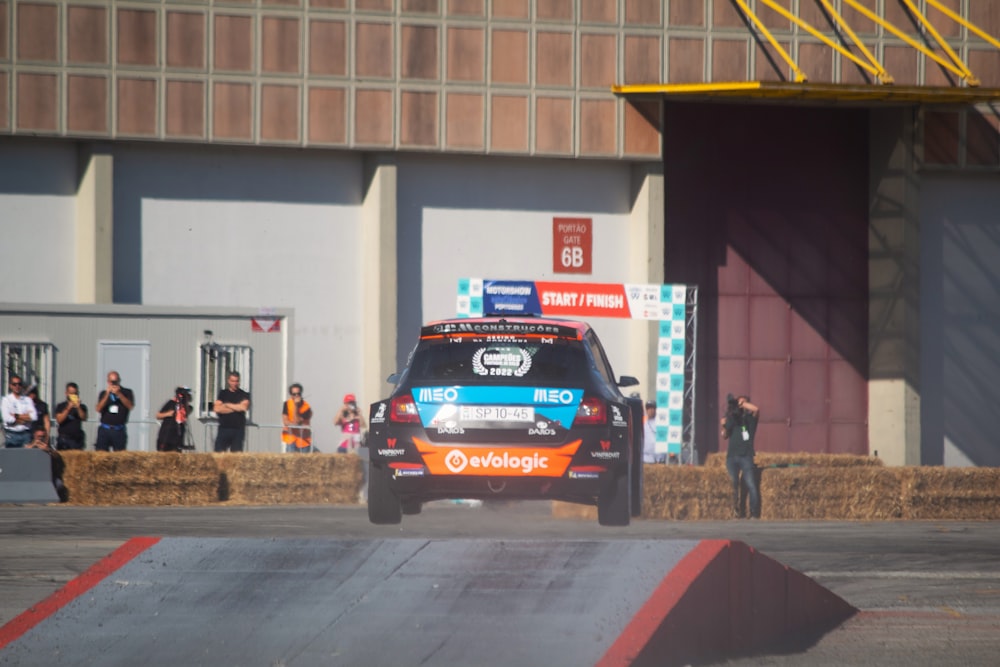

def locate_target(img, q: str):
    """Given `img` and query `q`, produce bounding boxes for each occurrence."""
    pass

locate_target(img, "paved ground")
[1,502,999,665]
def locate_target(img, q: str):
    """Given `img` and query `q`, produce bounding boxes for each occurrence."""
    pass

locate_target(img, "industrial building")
[1,1,998,464]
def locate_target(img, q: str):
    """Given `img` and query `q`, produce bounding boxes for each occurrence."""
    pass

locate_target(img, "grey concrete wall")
[921,175,1000,467]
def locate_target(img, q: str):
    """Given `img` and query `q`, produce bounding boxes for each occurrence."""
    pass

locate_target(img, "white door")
[97,342,152,452]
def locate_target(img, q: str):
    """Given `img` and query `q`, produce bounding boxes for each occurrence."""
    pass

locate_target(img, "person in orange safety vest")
[282,383,313,453]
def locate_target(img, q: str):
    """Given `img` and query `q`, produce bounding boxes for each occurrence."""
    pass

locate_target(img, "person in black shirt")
[27,385,51,436]
[214,371,250,452]
[54,382,89,450]
[95,371,135,452]
[721,393,761,519]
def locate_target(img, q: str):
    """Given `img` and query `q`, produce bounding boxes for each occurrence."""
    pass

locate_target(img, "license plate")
[460,405,535,423]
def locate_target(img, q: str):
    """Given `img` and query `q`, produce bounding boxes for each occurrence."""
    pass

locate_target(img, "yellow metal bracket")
[840,0,976,85]
[899,0,978,86]
[731,0,808,82]
[815,0,893,84]
[759,0,893,83]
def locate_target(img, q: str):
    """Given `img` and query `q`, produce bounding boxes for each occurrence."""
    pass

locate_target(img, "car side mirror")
[386,372,400,384]
[618,375,639,388]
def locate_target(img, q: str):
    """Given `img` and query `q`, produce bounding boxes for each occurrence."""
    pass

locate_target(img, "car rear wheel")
[597,471,631,527]
[367,460,402,525]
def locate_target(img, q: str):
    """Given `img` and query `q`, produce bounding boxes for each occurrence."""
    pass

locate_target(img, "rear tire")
[367,460,402,525]
[598,471,631,527]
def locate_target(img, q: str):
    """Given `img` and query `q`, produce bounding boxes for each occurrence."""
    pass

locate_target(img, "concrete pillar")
[361,154,398,409]
[627,163,665,396]
[75,145,113,304]
[868,109,922,466]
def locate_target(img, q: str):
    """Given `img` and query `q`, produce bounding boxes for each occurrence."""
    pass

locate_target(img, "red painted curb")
[595,539,731,667]
[0,536,161,650]
[594,539,857,667]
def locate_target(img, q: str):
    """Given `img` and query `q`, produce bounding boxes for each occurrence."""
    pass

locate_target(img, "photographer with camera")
[720,393,761,519]
[334,393,366,454]
[156,387,192,452]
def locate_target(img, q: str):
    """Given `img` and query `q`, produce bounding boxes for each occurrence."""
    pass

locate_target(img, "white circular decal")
[445,449,469,473]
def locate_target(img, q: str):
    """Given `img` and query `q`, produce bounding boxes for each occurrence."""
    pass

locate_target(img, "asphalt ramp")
[0,537,855,667]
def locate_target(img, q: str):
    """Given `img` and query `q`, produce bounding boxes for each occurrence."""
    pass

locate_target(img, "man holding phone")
[55,382,89,450]
[95,371,135,451]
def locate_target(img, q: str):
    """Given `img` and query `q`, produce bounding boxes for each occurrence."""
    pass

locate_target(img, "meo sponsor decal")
[412,438,582,477]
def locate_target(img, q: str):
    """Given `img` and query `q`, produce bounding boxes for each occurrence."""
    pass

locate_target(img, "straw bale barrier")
[24,452,1000,519]
[60,451,219,506]
[703,452,884,469]
[555,455,1000,521]
[901,467,1000,520]
[213,453,363,505]
[55,451,363,506]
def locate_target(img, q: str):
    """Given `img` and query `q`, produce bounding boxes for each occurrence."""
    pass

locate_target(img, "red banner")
[534,281,631,318]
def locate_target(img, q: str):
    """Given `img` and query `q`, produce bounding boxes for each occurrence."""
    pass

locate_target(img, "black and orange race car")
[366,316,644,526]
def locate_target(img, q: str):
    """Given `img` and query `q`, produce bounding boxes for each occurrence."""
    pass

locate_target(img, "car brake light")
[391,395,421,423]
[575,397,606,425]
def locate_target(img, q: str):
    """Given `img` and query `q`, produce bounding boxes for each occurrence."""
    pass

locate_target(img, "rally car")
[366,316,644,526]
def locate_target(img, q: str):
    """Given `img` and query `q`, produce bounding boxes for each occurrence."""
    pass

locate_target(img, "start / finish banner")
[457,278,687,457]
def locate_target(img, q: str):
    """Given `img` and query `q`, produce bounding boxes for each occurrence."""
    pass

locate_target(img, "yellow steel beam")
[925,0,1000,52]
[840,0,973,84]
[816,0,893,84]
[731,0,808,82]
[610,81,1000,106]
[758,0,890,83]
[899,0,978,86]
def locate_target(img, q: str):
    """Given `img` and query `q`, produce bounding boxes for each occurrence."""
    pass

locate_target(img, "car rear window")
[407,338,590,385]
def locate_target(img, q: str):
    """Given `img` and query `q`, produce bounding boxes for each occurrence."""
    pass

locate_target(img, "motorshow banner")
[457,278,687,457]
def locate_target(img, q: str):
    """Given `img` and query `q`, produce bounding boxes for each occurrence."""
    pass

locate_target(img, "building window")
[1,342,56,408]
[198,341,253,420]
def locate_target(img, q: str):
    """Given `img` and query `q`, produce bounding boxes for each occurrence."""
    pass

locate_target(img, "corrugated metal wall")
[0,306,289,453]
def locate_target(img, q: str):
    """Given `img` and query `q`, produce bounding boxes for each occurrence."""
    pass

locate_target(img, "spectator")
[214,371,250,452]
[2,375,37,448]
[54,382,89,451]
[156,387,191,452]
[335,393,366,454]
[27,427,68,502]
[721,393,761,519]
[26,385,51,436]
[281,383,313,453]
[643,399,657,464]
[95,371,135,452]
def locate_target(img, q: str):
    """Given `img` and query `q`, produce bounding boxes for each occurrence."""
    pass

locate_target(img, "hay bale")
[901,467,1000,520]
[644,465,732,520]
[214,453,363,504]
[761,466,904,520]
[62,451,219,506]
[552,465,733,521]
[704,452,883,469]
